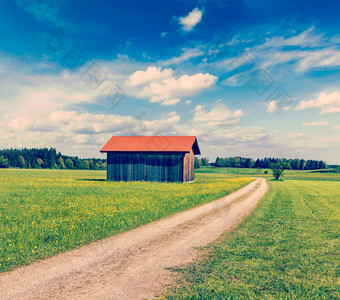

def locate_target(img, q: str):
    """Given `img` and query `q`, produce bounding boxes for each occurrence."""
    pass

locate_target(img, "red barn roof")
[100,136,200,155]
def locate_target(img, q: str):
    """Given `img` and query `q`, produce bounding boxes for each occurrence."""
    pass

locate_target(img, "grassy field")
[164,178,340,299]
[196,166,340,181]
[0,169,253,272]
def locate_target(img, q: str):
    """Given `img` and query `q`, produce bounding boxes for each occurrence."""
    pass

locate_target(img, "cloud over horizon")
[296,91,340,114]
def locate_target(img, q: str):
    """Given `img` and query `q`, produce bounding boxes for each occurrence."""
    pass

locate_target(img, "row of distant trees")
[0,148,328,171]
[0,148,106,170]
[214,156,326,170]
[194,157,210,168]
[194,156,327,170]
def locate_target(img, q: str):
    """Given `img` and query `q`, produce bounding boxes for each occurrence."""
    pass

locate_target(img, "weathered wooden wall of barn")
[189,148,195,181]
[107,152,185,182]
[183,149,195,182]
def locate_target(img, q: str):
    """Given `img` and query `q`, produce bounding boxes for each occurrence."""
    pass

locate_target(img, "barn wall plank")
[189,149,195,181]
[107,152,186,182]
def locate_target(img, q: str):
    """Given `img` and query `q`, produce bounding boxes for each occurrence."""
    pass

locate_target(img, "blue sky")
[0,0,340,163]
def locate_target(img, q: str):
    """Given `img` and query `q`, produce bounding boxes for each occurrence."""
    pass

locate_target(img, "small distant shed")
[100,136,200,182]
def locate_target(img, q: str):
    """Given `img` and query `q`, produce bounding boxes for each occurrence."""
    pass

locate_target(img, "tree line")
[0,148,106,170]
[0,148,328,171]
[215,156,326,170]
[194,157,209,169]
[194,156,327,170]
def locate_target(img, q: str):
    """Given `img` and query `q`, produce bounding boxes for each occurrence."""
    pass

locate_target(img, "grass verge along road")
[165,179,340,299]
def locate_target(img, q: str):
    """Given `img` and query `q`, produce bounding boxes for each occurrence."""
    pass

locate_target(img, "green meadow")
[197,166,340,181]
[0,169,252,272]
[164,171,340,299]
[1,167,339,299]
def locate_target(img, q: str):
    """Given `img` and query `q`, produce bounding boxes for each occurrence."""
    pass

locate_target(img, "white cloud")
[220,74,241,87]
[223,126,267,143]
[0,109,182,157]
[0,54,149,121]
[301,121,330,127]
[144,73,217,103]
[296,48,340,71]
[183,123,270,147]
[160,47,204,66]
[266,100,291,113]
[257,47,340,72]
[178,7,204,32]
[267,100,277,113]
[193,100,243,126]
[128,66,174,86]
[127,67,217,105]
[144,111,180,128]
[184,100,192,105]
[286,133,309,141]
[256,27,324,50]
[216,27,340,75]
[5,110,131,134]
[330,34,340,44]
[0,68,95,118]
[145,100,272,150]
[259,50,306,70]
[3,109,182,136]
[161,98,181,106]
[296,91,340,114]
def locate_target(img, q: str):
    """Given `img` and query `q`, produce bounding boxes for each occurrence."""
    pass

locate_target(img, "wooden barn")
[100,136,201,182]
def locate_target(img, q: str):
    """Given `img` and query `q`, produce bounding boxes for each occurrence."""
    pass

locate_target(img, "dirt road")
[0,178,268,300]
